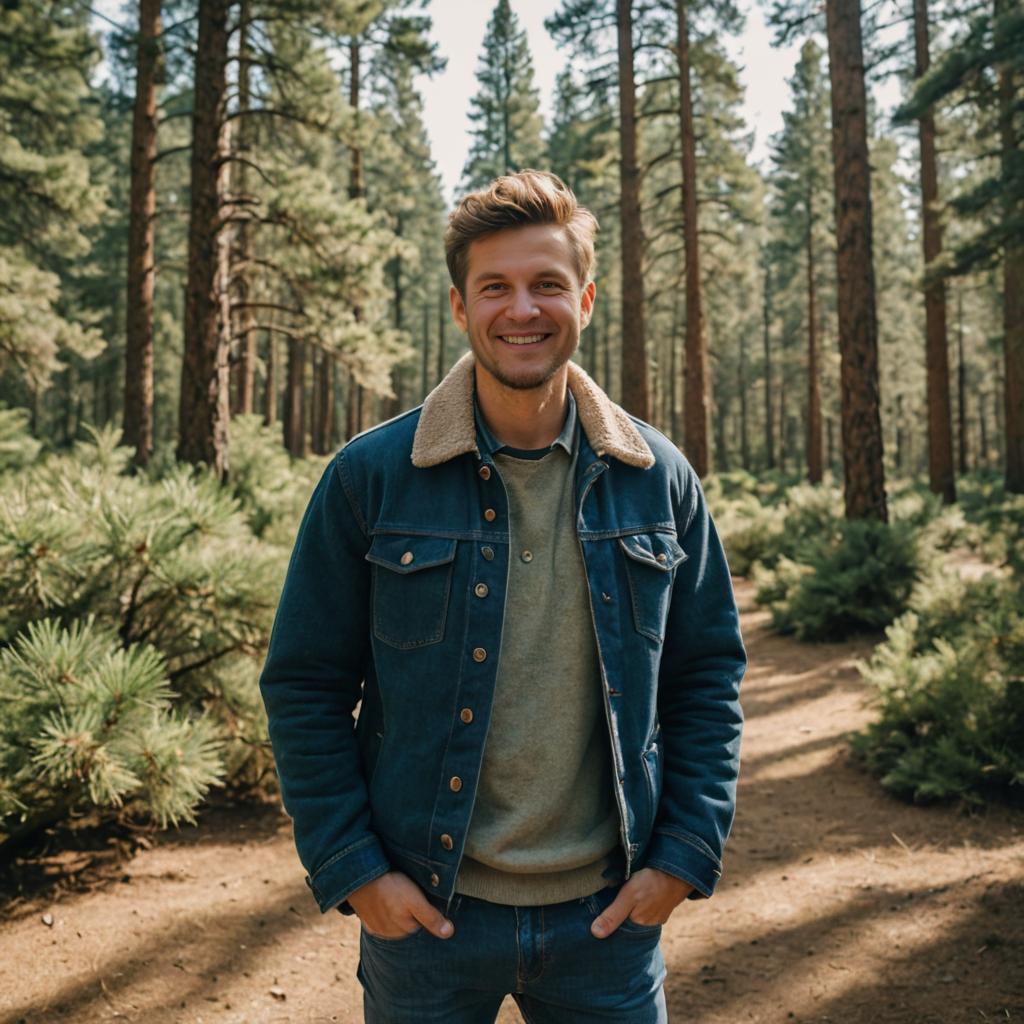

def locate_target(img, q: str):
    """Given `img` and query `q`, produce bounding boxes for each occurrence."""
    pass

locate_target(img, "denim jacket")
[259,352,745,915]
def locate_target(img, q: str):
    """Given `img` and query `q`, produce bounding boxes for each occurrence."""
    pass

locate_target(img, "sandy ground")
[1,579,1022,1024]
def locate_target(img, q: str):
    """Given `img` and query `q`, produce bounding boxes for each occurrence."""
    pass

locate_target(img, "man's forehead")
[465,225,575,279]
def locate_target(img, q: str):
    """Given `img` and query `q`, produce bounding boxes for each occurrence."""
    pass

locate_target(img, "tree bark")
[123,0,161,468]
[264,333,279,426]
[178,0,231,479]
[437,283,448,387]
[616,0,649,421]
[913,0,956,502]
[762,257,775,470]
[739,318,749,469]
[825,0,887,520]
[232,0,256,416]
[283,337,307,457]
[806,186,823,483]
[676,0,708,473]
[957,287,967,474]
[997,0,1024,491]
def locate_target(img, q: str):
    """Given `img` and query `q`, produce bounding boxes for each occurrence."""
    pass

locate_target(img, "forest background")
[0,0,1022,861]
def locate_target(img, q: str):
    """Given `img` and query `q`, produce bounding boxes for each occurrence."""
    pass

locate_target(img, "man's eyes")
[482,282,563,291]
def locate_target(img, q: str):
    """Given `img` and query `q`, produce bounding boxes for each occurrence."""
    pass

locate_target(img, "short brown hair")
[444,170,598,295]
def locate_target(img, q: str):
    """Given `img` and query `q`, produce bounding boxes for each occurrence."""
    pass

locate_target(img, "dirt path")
[2,580,1022,1024]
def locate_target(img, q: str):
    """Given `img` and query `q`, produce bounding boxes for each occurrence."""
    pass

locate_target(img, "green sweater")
[454,442,620,906]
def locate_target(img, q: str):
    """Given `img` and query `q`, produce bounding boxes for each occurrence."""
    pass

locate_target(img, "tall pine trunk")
[914,0,956,502]
[997,0,1024,491]
[123,0,161,468]
[825,0,887,520]
[677,0,708,474]
[232,0,256,416]
[806,187,823,483]
[178,0,230,479]
[283,337,307,457]
[762,257,775,470]
[616,0,649,420]
[264,334,279,426]
[957,287,968,474]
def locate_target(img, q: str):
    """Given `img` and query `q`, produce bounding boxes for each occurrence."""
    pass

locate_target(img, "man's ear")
[579,280,597,330]
[449,285,468,333]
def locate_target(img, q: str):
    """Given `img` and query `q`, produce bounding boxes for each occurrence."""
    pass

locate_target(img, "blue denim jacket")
[259,353,745,915]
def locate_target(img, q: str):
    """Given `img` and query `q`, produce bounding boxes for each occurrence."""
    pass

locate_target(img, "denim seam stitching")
[334,452,370,539]
[653,826,720,867]
[312,834,378,881]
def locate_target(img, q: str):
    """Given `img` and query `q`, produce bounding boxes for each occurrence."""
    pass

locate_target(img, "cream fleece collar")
[411,351,655,469]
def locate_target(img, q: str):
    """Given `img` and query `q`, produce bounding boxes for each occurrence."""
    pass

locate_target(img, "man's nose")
[505,288,540,320]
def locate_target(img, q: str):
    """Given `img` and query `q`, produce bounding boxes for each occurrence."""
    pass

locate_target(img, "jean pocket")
[618,533,686,643]
[367,534,457,649]
[361,922,424,945]
[585,883,663,938]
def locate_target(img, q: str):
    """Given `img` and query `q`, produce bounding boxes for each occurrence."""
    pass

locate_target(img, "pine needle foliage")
[0,418,294,844]
[852,567,1024,805]
[0,617,223,847]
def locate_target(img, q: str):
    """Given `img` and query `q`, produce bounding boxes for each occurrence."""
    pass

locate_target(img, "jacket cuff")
[305,835,392,914]
[640,826,723,899]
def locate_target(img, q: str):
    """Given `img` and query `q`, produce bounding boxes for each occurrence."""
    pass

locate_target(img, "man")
[259,170,745,1023]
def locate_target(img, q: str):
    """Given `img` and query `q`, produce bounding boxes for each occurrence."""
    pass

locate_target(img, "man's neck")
[474,364,569,451]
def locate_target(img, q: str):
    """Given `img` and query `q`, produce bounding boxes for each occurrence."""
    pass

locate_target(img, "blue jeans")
[356,883,668,1023]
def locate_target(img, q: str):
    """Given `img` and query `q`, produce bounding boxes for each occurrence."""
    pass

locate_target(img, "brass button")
[430,873,440,887]
[474,583,489,598]
[484,508,497,522]
[460,707,474,724]
[481,546,494,561]
[479,465,491,480]
[521,550,533,563]
[440,833,454,850]
[449,776,462,792]
[601,592,612,603]
[656,552,668,564]
[400,551,414,566]
[472,647,487,662]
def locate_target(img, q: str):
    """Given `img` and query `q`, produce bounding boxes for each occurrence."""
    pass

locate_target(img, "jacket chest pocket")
[366,535,457,650]
[619,532,687,643]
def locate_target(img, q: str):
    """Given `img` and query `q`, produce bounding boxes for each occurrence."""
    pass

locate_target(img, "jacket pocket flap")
[366,535,457,574]
[618,532,687,571]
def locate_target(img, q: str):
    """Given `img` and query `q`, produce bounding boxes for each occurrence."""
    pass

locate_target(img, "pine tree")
[898,0,1024,492]
[461,0,545,191]
[826,0,888,520]
[912,0,956,503]
[770,41,834,485]
[0,2,105,394]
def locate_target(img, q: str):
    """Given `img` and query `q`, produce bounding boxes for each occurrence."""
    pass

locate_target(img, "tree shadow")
[0,876,332,1023]
[662,878,1024,1024]
[0,797,285,926]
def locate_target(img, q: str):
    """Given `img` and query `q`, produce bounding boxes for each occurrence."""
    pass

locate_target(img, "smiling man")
[259,170,746,1023]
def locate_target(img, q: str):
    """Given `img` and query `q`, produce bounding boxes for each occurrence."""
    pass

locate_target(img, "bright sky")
[94,0,903,202]
[420,0,905,202]
[420,0,802,202]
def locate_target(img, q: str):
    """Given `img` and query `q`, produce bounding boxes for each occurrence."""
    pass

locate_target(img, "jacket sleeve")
[258,451,391,913]
[641,462,746,898]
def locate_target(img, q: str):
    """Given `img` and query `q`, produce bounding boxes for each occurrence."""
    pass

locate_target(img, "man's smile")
[496,332,553,346]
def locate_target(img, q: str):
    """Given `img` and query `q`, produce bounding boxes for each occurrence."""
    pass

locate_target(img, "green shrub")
[0,422,290,845]
[0,618,224,847]
[226,415,325,543]
[851,569,1024,805]
[757,518,922,641]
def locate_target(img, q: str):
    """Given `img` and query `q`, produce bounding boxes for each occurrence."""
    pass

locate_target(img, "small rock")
[41,913,54,927]
[269,986,287,1001]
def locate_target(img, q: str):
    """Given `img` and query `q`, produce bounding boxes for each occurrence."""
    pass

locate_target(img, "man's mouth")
[497,333,551,346]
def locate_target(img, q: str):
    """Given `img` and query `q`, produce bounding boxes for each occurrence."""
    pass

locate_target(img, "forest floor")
[1,578,1022,1024]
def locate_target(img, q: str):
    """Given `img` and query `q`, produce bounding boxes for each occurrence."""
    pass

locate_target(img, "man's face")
[450,223,596,393]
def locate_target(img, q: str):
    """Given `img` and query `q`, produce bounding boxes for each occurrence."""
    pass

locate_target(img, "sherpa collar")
[411,351,655,470]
